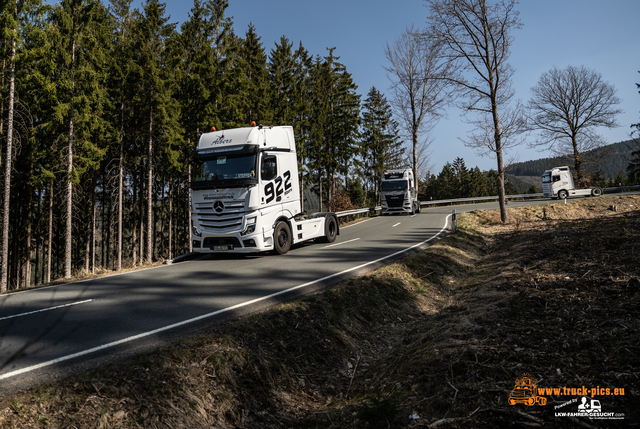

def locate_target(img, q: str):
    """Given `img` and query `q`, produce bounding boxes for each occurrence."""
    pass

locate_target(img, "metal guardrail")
[603,185,640,193]
[333,185,640,221]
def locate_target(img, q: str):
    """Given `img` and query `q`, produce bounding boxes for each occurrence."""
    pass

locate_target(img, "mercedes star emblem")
[213,200,225,213]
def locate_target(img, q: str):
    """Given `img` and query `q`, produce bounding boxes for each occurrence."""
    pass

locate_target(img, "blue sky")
[156,0,639,175]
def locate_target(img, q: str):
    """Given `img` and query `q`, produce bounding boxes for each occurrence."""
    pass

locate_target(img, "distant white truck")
[190,125,338,255]
[380,169,421,214]
[541,166,603,199]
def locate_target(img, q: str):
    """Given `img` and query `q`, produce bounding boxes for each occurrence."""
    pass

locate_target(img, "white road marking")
[0,300,94,322]
[0,215,452,381]
[323,238,360,248]
[392,222,401,228]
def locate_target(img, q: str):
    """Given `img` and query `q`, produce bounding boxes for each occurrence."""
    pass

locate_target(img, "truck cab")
[190,125,337,255]
[541,166,602,199]
[380,169,420,215]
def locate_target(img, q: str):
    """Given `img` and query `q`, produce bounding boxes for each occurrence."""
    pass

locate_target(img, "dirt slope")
[1,195,638,428]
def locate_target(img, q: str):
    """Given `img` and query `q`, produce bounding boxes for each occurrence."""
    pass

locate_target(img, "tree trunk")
[132,169,138,266]
[188,159,192,253]
[146,104,153,263]
[64,37,77,279]
[117,105,124,271]
[46,179,53,283]
[492,96,509,224]
[571,133,583,184]
[168,181,173,260]
[1,27,17,292]
[91,181,96,274]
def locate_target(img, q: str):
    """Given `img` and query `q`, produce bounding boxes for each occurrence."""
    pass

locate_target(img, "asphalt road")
[0,195,625,393]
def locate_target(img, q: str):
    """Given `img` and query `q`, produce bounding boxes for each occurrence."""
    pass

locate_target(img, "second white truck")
[190,125,338,255]
[380,169,421,215]
[541,166,603,199]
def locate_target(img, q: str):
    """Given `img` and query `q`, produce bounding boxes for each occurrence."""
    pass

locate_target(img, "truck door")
[261,154,279,204]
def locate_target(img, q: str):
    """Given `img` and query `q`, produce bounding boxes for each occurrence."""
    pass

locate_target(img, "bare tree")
[526,65,622,184]
[425,0,524,224]
[384,24,451,195]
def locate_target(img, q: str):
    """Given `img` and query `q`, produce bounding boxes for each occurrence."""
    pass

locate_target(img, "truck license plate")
[213,245,233,251]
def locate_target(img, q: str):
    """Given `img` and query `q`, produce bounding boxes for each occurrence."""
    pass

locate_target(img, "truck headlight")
[192,225,202,237]
[241,217,257,236]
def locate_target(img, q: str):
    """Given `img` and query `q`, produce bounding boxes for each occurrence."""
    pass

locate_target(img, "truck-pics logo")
[508,373,547,406]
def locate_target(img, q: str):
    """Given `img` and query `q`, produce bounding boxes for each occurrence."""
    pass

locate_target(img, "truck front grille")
[385,195,405,208]
[195,200,245,232]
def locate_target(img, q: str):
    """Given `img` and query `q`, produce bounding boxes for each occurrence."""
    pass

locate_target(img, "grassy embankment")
[1,195,638,428]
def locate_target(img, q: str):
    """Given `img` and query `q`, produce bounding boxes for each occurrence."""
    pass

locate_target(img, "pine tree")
[317,48,360,204]
[48,0,111,278]
[361,86,405,203]
[452,157,471,198]
[240,23,269,125]
[0,0,19,292]
[217,29,248,127]
[268,36,296,125]
[291,42,313,210]
[469,167,490,197]
[131,0,180,263]
[108,0,135,271]
[178,0,218,139]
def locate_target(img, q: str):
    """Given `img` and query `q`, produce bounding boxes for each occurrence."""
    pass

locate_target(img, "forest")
[1,0,639,292]
[0,0,384,291]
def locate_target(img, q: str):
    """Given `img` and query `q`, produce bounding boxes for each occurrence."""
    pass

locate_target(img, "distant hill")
[506,140,636,188]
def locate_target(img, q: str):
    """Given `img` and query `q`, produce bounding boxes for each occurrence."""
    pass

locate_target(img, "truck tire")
[273,221,291,255]
[416,202,421,213]
[558,190,568,200]
[318,215,338,243]
[591,187,602,197]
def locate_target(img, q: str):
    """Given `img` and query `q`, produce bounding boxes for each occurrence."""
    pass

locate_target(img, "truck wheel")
[591,187,602,197]
[273,221,291,255]
[558,190,568,200]
[416,202,421,213]
[537,396,547,406]
[319,215,338,243]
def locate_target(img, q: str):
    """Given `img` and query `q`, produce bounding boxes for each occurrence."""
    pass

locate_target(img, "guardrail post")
[452,209,457,233]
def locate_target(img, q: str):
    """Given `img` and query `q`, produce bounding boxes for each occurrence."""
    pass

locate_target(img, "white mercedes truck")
[190,125,338,255]
[541,166,603,199]
[380,169,421,215]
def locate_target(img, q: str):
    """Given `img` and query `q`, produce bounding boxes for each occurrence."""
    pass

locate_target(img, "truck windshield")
[191,153,258,189]
[381,180,408,191]
[542,173,552,183]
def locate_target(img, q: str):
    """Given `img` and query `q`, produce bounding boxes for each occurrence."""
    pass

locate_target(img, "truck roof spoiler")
[261,147,291,153]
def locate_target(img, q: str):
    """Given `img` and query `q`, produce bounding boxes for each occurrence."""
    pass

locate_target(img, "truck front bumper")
[192,229,273,253]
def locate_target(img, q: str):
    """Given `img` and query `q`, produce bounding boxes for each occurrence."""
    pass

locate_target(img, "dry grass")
[1,195,638,428]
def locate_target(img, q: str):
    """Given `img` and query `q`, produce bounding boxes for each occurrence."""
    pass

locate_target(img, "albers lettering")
[210,135,232,146]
